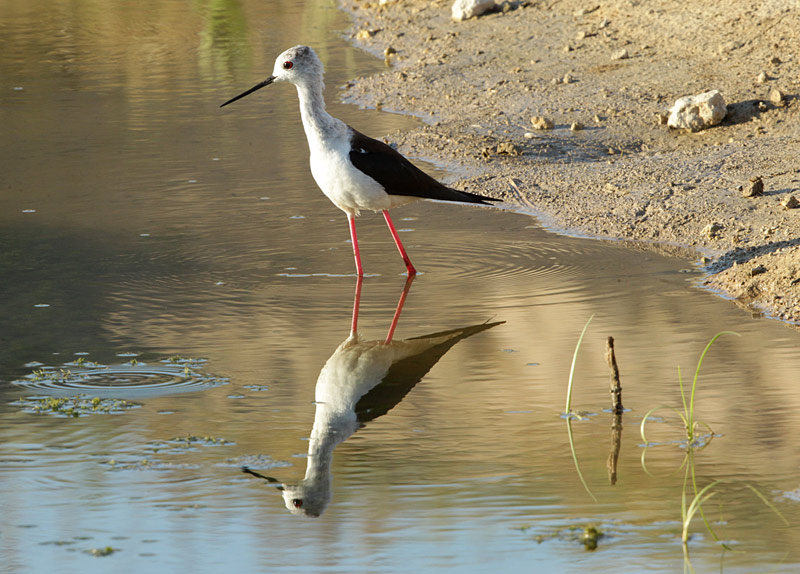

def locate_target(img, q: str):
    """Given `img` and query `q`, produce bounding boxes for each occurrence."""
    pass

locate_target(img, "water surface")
[2,1,800,572]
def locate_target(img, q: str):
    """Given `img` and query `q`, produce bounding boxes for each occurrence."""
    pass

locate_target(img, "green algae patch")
[517,524,606,551]
[13,395,139,417]
[86,546,117,557]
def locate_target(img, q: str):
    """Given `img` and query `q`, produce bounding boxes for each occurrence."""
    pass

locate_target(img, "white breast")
[307,137,382,215]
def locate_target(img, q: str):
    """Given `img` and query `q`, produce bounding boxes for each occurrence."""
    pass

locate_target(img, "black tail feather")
[446,187,502,205]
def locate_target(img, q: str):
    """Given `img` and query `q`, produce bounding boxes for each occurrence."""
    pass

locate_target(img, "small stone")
[667,90,727,131]
[562,72,574,83]
[781,195,800,209]
[756,71,768,84]
[770,56,782,65]
[769,87,785,105]
[451,0,495,21]
[593,114,602,123]
[743,176,764,198]
[563,44,573,53]
[496,142,522,156]
[570,121,584,131]
[750,265,767,277]
[574,5,599,16]
[356,29,381,40]
[702,222,724,238]
[530,116,554,130]
[598,18,610,29]
[523,132,536,139]
[656,113,668,125]
[611,48,629,60]
[384,46,397,57]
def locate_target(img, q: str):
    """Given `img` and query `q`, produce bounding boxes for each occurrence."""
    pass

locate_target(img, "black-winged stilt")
[242,276,503,516]
[221,45,499,276]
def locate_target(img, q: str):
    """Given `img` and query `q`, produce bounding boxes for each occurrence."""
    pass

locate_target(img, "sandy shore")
[337,0,800,327]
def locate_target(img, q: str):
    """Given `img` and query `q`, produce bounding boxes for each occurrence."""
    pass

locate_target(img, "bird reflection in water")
[243,276,503,517]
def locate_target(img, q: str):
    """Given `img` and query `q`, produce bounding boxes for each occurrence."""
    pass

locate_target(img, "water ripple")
[12,361,228,399]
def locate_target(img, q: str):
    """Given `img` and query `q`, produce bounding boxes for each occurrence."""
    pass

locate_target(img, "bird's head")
[271,45,323,86]
[220,45,323,108]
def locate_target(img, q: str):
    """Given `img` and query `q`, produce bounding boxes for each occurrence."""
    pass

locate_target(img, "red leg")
[348,214,364,276]
[350,274,363,336]
[384,275,415,344]
[382,210,417,276]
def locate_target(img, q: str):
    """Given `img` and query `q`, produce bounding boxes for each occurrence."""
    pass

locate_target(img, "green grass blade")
[640,405,687,445]
[682,481,720,543]
[566,418,598,502]
[745,484,790,526]
[565,315,593,414]
[688,331,740,426]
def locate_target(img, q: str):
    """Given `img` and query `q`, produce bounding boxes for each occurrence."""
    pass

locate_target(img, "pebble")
[356,29,381,40]
[611,48,629,60]
[743,176,764,198]
[530,116,554,130]
[781,195,799,210]
[496,142,522,155]
[574,6,600,16]
[451,0,495,21]
[769,87,785,106]
[756,71,768,83]
[667,90,727,131]
[702,222,724,238]
[751,265,767,277]
[570,121,584,131]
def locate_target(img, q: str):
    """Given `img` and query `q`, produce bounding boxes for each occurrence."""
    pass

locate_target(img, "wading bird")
[242,276,503,516]
[221,45,499,276]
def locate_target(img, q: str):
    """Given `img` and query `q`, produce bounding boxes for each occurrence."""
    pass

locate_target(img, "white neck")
[295,80,340,144]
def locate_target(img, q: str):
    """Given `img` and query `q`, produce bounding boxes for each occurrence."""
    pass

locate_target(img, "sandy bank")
[337,0,800,327]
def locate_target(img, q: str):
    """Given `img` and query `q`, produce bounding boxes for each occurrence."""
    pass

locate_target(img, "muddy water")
[2,1,800,572]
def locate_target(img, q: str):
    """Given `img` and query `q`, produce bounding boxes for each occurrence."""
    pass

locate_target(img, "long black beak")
[220,76,275,108]
[242,466,284,490]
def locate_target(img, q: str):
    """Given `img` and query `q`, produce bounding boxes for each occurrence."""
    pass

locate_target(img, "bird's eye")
[283,61,293,70]
[292,499,303,508]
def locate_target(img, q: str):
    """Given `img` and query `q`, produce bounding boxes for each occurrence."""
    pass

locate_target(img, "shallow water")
[2,1,800,572]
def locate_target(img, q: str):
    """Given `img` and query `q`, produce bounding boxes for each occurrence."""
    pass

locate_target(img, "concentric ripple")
[12,360,228,399]
[427,238,606,302]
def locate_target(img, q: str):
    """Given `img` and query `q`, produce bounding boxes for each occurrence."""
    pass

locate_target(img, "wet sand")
[338,0,800,326]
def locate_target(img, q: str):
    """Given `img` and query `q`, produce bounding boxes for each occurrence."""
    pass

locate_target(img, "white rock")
[667,90,727,132]
[611,48,629,60]
[452,0,495,21]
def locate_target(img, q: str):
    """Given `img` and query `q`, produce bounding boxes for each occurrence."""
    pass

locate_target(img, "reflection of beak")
[242,466,284,490]
[220,76,275,108]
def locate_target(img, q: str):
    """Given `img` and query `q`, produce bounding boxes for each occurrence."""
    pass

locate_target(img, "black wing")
[348,128,499,205]
[354,321,504,425]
